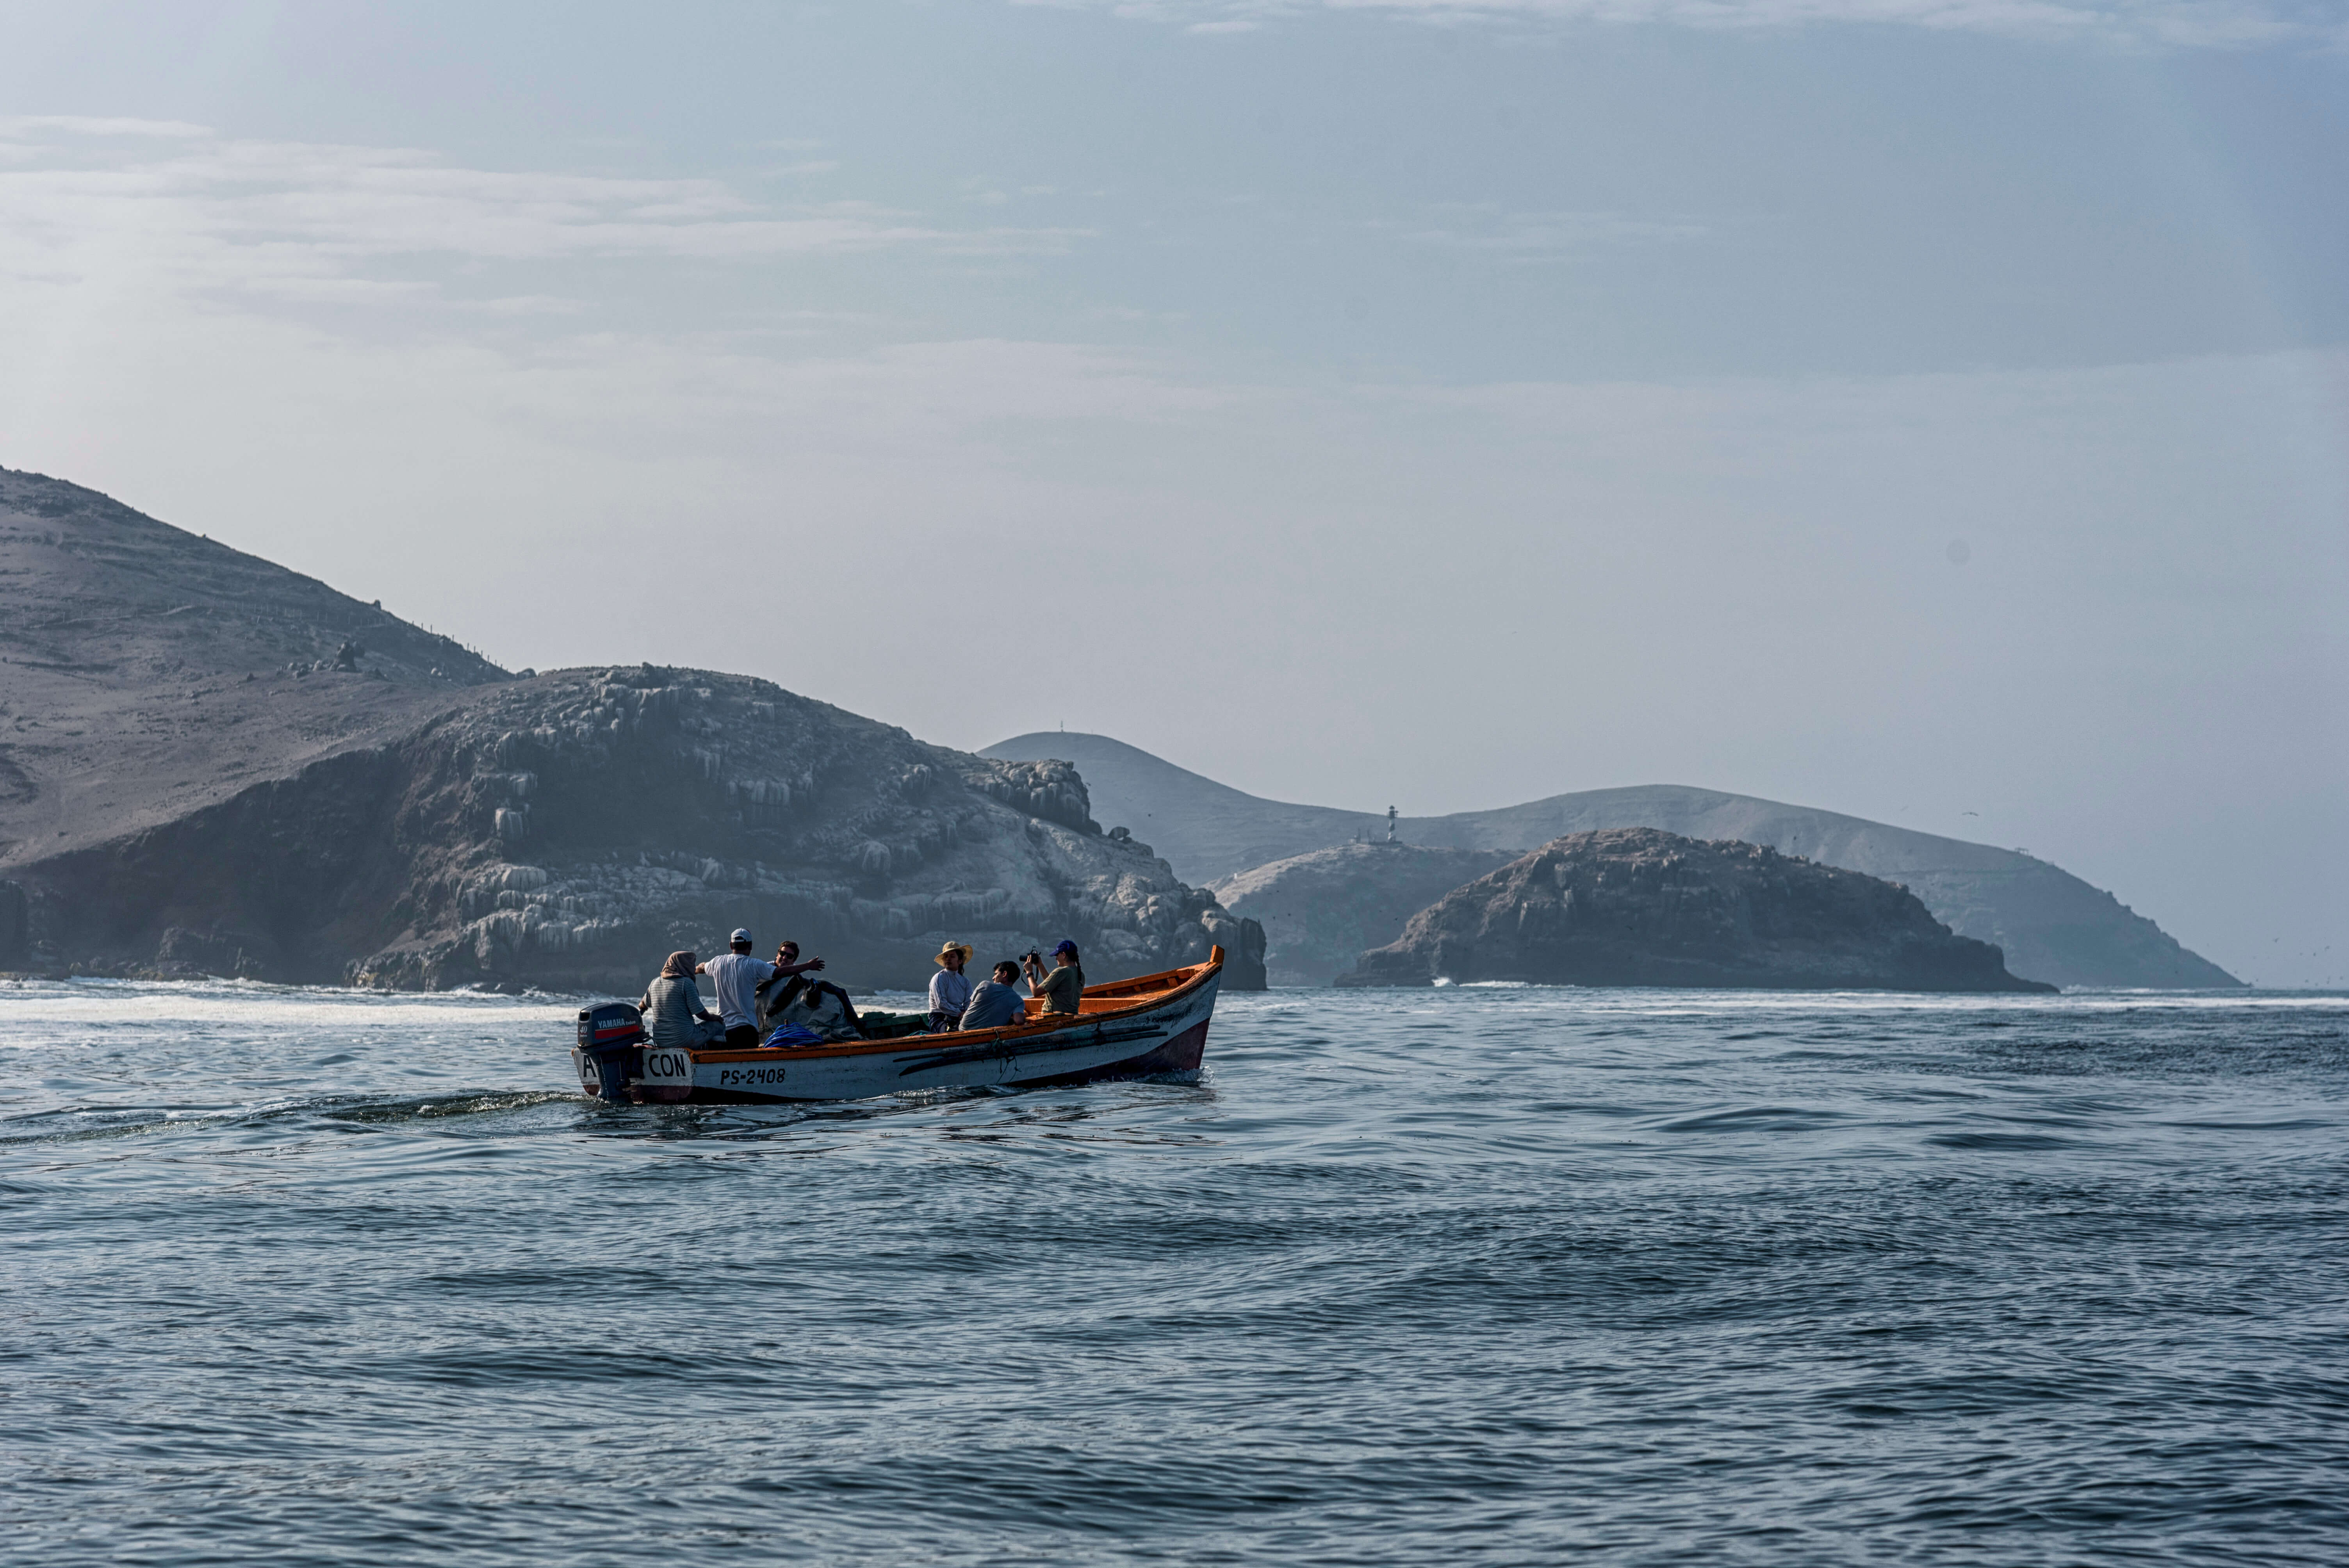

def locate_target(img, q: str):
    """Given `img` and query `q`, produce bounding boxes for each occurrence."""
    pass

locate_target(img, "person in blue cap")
[699,928,824,1048]
[1022,939,1085,1017]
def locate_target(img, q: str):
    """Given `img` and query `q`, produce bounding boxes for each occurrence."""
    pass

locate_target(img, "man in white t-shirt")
[699,928,823,1047]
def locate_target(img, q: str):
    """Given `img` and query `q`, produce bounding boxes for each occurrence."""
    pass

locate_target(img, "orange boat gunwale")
[688,945,1226,1065]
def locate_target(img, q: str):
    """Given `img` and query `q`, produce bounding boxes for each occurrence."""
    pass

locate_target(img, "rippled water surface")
[5,981,2347,1565]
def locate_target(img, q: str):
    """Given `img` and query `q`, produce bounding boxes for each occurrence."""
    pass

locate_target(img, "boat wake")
[0,1089,581,1147]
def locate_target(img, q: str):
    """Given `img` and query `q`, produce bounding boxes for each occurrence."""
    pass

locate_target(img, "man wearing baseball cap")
[699,929,824,1048]
[1022,939,1085,1017]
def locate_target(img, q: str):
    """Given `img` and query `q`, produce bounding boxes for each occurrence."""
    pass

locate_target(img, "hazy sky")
[1,1,2343,983]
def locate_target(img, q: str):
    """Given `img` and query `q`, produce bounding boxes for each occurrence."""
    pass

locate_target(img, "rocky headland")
[987,731,2238,989]
[1207,843,1519,987]
[0,468,1264,993]
[1338,828,2053,993]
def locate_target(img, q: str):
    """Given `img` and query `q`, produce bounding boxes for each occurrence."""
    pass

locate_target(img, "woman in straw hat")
[928,941,975,1033]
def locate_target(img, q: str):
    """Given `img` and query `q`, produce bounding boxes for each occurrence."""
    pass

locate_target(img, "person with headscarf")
[639,950,722,1050]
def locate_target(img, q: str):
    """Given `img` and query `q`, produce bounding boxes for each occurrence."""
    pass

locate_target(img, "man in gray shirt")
[959,961,1030,1031]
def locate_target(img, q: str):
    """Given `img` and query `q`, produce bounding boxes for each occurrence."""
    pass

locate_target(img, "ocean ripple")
[3,981,2345,1565]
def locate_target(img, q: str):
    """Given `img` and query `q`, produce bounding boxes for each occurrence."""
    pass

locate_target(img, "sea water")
[4,981,2345,1566]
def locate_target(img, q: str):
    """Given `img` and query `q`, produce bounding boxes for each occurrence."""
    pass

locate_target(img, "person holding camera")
[1023,939,1085,1017]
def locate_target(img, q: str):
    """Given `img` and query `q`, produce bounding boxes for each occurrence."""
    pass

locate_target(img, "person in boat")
[763,969,866,1043]
[1022,939,1085,1017]
[639,950,723,1048]
[754,938,828,1019]
[928,941,975,1032]
[698,928,823,1049]
[959,960,1028,1031]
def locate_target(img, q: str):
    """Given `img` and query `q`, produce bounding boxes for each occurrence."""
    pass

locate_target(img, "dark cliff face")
[0,470,1264,994]
[1340,828,2053,994]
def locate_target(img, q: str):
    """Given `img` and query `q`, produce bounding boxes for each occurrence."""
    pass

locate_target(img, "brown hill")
[1339,827,2051,993]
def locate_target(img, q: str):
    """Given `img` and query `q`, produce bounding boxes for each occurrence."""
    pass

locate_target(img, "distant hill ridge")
[981,731,2239,990]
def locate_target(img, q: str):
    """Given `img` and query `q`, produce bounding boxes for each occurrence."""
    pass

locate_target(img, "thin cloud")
[1400,205,1710,260]
[936,227,1100,256]
[456,294,591,316]
[0,114,211,139]
[0,119,1075,319]
[1025,0,2346,47]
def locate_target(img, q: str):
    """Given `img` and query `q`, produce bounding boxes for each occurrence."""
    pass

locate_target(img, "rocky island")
[1207,842,1518,987]
[0,468,1264,994]
[1338,828,2053,993]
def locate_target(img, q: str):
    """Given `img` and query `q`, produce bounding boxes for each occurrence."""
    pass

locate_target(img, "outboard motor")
[576,1002,646,1102]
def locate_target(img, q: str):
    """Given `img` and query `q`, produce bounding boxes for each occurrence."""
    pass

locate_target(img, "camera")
[1022,949,1042,965]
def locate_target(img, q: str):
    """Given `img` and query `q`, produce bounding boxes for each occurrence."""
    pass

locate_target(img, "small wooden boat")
[571,946,1225,1105]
